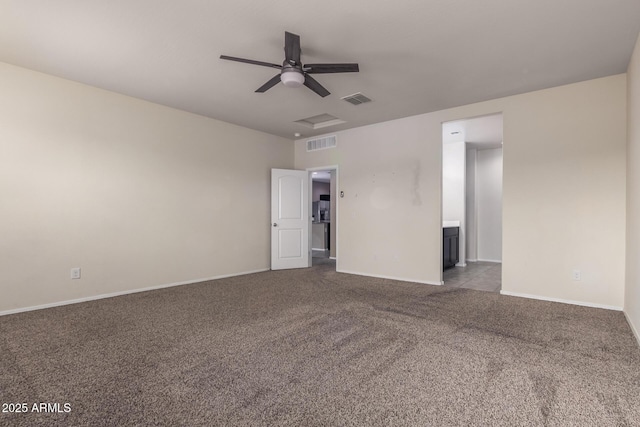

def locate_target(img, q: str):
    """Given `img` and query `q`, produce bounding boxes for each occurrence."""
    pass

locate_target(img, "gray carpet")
[1,262,639,426]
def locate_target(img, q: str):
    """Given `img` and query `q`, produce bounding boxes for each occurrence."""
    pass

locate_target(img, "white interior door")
[271,169,309,270]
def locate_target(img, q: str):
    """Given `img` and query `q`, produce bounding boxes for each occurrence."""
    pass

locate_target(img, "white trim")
[337,269,442,286]
[0,268,269,317]
[477,259,502,263]
[329,257,337,260]
[311,247,328,251]
[624,311,640,347]
[466,258,478,262]
[500,290,622,311]
[455,262,467,267]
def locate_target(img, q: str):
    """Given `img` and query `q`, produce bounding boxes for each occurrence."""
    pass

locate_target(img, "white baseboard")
[0,268,270,317]
[500,290,622,311]
[466,259,478,263]
[624,311,640,347]
[477,259,502,263]
[329,257,337,260]
[311,248,328,251]
[337,269,442,286]
[455,263,467,267]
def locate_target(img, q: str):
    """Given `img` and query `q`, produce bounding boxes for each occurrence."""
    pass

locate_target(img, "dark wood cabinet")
[443,227,459,270]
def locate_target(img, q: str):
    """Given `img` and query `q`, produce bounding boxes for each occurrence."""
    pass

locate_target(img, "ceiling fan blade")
[255,74,282,93]
[303,74,330,97]
[284,31,301,65]
[220,55,282,70]
[304,63,359,74]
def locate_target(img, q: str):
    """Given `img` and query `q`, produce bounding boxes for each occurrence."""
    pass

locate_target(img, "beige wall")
[297,114,441,284]
[296,74,627,308]
[476,148,503,262]
[0,62,293,313]
[626,33,640,341]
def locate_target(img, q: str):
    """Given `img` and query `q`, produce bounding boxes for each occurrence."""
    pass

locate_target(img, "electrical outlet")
[71,268,81,280]
[572,269,581,281]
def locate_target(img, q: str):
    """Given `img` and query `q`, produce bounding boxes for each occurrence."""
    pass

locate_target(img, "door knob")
[273,223,278,227]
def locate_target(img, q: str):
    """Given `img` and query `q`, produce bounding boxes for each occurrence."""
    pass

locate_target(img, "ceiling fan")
[220,31,359,97]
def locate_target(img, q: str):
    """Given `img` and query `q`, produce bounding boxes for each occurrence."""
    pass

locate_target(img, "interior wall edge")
[625,32,640,348]
[500,290,623,312]
[0,268,270,317]
[624,311,640,346]
[1,61,294,313]
[336,269,443,287]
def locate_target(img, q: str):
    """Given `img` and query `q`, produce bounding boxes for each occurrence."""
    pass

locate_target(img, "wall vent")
[306,135,337,152]
[341,92,372,105]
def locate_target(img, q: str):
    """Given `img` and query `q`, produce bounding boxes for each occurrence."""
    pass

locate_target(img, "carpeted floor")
[1,262,639,426]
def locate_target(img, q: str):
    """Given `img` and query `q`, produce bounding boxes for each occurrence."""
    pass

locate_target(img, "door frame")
[306,165,339,269]
[440,113,504,285]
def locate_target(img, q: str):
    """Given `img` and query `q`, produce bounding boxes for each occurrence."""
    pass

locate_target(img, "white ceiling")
[312,171,332,183]
[1,0,639,139]
[443,113,503,149]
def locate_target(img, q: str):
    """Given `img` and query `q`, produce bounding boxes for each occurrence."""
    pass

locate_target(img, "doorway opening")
[441,113,503,292]
[309,167,337,268]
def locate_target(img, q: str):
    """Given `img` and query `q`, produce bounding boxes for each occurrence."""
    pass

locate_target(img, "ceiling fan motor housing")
[280,65,304,88]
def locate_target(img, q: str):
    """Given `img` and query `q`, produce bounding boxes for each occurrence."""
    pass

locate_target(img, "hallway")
[443,261,501,292]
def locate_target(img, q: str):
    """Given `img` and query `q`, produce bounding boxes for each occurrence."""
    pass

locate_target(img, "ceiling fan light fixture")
[220,31,358,97]
[281,70,304,88]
